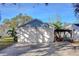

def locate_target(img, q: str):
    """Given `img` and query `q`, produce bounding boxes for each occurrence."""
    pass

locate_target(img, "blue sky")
[0,3,77,24]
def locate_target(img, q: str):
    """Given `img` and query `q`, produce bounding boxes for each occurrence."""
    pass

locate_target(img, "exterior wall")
[16,27,54,45]
[72,25,79,41]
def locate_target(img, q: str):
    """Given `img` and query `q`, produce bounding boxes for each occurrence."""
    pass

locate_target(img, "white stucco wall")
[16,27,54,44]
[72,25,79,41]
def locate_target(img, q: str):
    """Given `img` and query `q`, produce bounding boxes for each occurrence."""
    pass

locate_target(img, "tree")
[3,18,11,27]
[2,13,32,42]
[3,19,10,26]
[53,20,62,29]
[73,3,79,18]
[3,13,32,29]
[45,3,48,6]
[11,13,32,27]
[51,15,63,29]
[7,28,17,42]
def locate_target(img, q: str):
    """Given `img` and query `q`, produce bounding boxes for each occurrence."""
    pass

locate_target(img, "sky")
[0,3,77,24]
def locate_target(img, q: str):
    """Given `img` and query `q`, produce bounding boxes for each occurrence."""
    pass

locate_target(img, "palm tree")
[7,28,17,42]
[53,21,62,29]
[52,15,62,29]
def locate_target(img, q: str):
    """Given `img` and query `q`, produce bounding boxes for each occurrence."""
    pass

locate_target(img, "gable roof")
[18,19,45,28]
[74,24,79,27]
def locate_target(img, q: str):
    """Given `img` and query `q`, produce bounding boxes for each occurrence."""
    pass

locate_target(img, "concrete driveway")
[0,43,50,56]
[0,42,79,56]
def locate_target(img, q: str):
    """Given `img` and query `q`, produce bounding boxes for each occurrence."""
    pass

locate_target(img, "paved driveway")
[0,43,33,56]
[0,42,79,56]
[0,43,50,56]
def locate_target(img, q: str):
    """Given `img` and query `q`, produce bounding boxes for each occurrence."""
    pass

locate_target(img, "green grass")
[0,36,14,50]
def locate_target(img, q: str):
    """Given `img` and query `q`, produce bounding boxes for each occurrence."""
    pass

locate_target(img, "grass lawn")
[0,36,14,50]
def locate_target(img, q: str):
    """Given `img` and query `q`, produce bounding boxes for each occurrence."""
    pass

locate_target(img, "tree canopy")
[73,3,79,18]
[2,13,32,29]
[50,15,63,29]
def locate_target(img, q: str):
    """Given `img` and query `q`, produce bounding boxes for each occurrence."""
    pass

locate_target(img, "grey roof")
[74,24,79,27]
[18,19,49,28]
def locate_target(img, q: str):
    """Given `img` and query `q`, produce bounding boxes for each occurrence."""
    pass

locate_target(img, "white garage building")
[16,19,54,45]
